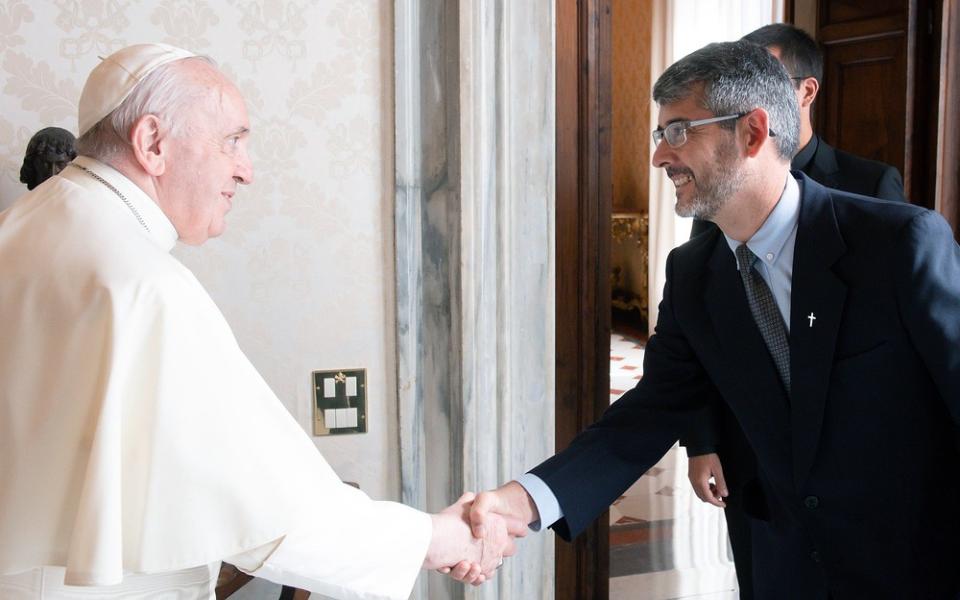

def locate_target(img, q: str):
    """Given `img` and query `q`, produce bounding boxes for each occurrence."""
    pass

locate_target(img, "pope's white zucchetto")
[78,43,196,137]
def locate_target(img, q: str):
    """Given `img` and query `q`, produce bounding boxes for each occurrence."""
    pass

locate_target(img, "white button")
[765,252,774,261]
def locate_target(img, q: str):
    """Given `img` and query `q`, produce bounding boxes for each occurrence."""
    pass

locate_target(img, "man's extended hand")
[424,492,519,585]
[469,481,536,540]
[688,452,728,508]
[439,483,534,585]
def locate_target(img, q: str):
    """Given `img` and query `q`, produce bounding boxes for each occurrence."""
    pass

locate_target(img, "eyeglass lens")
[651,123,686,147]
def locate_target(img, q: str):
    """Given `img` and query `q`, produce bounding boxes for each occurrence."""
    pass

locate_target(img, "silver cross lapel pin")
[807,312,817,328]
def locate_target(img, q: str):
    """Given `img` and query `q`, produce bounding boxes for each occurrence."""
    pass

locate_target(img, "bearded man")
[468,40,960,599]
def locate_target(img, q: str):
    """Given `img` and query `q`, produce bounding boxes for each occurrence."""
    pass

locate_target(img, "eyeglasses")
[652,113,747,148]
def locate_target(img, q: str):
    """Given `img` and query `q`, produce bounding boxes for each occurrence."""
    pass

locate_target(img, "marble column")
[395,1,556,599]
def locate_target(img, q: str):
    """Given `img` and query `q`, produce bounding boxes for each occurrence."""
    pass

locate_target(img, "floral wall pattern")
[0,0,401,500]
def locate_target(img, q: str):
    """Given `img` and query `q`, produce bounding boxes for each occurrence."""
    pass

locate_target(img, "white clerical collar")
[71,156,179,253]
[723,173,800,269]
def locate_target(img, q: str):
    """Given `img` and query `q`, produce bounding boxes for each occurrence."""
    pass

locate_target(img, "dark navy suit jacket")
[532,174,960,597]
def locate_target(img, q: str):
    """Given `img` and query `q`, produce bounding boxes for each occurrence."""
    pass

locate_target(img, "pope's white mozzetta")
[0,156,432,599]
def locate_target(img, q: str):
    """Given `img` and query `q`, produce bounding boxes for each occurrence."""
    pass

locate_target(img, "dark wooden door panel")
[822,34,908,170]
[555,0,612,598]
[816,0,958,225]
[936,0,960,238]
[819,0,905,26]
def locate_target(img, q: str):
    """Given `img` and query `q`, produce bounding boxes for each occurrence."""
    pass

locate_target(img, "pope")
[0,43,516,599]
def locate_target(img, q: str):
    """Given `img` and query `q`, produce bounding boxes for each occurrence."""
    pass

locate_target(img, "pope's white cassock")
[0,156,431,599]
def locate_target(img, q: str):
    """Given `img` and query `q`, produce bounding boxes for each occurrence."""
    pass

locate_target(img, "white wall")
[0,0,401,500]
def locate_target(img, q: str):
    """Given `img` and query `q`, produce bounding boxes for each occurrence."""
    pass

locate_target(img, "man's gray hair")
[77,55,216,162]
[652,40,799,160]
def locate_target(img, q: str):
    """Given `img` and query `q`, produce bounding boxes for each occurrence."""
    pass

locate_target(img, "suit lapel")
[704,238,791,436]
[789,175,847,489]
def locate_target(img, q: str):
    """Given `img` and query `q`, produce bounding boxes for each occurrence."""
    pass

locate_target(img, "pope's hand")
[437,482,535,584]
[424,492,521,585]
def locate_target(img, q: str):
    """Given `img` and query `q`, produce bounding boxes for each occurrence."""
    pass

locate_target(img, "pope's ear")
[129,114,167,177]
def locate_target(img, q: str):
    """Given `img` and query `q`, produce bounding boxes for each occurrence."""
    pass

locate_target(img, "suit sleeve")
[682,223,723,454]
[529,251,717,541]
[874,166,907,203]
[679,407,721,456]
[892,210,960,430]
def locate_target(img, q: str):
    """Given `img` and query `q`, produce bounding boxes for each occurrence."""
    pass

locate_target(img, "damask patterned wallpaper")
[611,0,653,321]
[611,0,652,214]
[0,0,401,499]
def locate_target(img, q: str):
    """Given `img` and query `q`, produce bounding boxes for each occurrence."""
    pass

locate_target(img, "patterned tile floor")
[609,332,739,600]
[610,332,646,403]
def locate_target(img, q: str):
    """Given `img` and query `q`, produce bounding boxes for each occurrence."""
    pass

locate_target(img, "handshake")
[421,482,536,585]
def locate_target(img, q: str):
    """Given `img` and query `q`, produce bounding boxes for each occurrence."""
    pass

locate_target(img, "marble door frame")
[394,1,556,598]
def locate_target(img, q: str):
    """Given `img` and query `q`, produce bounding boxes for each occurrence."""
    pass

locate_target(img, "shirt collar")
[791,133,819,172]
[72,155,179,253]
[723,173,800,268]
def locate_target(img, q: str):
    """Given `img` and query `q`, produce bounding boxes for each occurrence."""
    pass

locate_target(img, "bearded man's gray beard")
[675,138,744,220]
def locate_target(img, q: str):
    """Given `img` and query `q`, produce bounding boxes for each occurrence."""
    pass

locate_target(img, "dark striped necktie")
[735,243,791,394]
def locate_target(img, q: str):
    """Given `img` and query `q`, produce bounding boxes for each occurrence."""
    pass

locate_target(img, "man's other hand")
[688,452,728,508]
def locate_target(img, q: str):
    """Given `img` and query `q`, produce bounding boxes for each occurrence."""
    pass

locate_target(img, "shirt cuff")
[684,445,718,457]
[516,473,563,531]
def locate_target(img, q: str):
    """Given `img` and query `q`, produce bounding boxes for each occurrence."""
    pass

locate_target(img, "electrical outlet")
[312,368,367,436]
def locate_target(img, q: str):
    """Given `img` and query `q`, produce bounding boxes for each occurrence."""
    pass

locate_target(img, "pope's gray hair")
[77,55,217,162]
[652,40,800,160]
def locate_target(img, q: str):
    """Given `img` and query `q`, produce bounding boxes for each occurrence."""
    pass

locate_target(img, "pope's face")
[651,94,744,222]
[158,73,254,245]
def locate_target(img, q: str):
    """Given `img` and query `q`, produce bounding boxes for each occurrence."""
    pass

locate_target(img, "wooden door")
[555,0,612,598]
[936,0,960,239]
[816,0,945,210]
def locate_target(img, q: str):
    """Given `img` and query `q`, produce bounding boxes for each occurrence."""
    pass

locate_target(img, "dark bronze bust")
[19,127,77,190]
